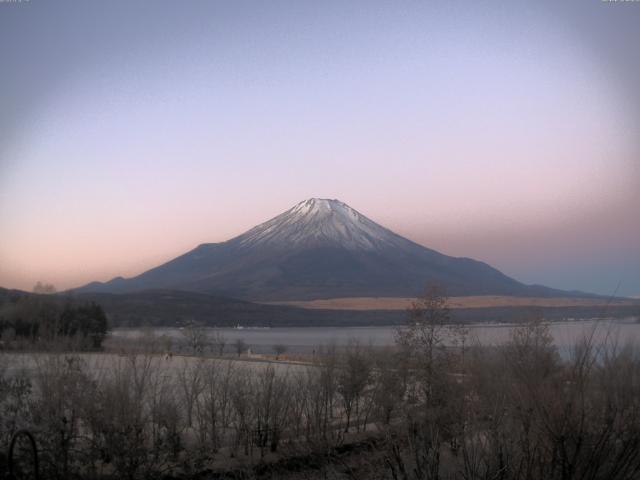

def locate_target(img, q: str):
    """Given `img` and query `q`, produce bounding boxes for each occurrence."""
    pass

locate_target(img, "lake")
[111,318,640,354]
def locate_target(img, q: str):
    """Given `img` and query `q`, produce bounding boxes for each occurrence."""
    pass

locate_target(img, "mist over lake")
[111,318,640,354]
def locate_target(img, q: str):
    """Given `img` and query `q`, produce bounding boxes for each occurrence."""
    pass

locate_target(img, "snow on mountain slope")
[235,198,407,251]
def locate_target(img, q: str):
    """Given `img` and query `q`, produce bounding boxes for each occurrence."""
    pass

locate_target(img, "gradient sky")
[1,0,639,296]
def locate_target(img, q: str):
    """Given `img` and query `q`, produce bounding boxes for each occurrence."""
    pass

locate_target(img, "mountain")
[76,198,576,300]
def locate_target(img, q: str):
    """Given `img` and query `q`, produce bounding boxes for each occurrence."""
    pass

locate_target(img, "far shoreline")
[264,295,640,311]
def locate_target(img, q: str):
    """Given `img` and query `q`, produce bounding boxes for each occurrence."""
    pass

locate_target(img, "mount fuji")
[77,198,570,300]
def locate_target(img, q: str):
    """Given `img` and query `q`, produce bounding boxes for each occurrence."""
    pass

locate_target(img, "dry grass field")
[0,351,310,378]
[266,295,640,311]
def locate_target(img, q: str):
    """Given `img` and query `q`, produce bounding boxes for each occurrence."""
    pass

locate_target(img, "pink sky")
[1,1,639,296]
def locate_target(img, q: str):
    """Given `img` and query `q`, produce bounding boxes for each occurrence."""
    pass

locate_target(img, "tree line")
[0,290,108,350]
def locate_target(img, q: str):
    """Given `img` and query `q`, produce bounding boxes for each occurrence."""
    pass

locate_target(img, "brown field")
[265,295,640,311]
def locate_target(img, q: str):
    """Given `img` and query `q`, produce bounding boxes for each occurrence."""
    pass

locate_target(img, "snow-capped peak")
[235,198,405,251]
[290,198,358,219]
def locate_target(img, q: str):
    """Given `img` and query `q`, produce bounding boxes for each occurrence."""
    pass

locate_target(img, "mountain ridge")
[75,198,592,300]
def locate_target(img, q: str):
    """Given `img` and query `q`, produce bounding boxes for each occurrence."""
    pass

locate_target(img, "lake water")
[111,318,640,354]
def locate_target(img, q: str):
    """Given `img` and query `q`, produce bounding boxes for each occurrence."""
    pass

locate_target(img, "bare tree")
[229,368,254,456]
[177,359,204,428]
[372,348,406,425]
[253,365,292,455]
[303,345,340,445]
[195,361,235,452]
[395,284,450,404]
[273,343,287,360]
[33,281,57,294]
[337,341,372,433]
[211,331,227,357]
[448,322,471,374]
[234,338,247,357]
[181,321,209,355]
[506,313,559,384]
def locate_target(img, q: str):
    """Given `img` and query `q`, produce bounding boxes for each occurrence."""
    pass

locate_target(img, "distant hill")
[72,289,402,327]
[75,198,590,301]
[63,290,640,327]
[0,287,32,302]
[1,287,377,327]
[3,287,638,327]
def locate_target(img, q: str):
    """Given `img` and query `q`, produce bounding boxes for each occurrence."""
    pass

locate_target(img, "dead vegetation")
[2,288,640,479]
[267,295,640,311]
